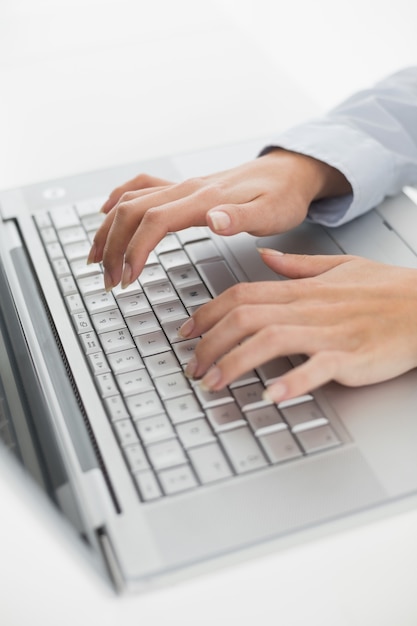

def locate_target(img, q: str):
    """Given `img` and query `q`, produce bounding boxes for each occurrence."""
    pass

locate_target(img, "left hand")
[179,250,417,400]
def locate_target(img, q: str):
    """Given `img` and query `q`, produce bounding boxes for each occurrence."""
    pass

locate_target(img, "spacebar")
[198,261,237,296]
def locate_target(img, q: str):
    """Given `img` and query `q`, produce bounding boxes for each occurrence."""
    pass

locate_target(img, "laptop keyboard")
[34,197,342,501]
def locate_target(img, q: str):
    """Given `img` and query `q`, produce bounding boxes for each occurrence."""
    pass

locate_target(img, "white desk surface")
[1,2,417,624]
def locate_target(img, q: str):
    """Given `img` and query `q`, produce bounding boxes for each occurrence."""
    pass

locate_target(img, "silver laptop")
[1,138,417,593]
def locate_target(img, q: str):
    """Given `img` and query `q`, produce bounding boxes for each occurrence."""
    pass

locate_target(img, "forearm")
[262,67,417,226]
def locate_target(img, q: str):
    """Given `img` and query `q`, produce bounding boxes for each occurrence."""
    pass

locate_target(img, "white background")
[1,1,417,625]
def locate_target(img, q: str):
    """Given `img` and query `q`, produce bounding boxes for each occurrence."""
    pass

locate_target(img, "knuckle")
[228,305,252,330]
[133,173,152,188]
[226,283,250,306]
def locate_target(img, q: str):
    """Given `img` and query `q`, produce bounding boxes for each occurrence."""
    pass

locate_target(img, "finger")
[263,351,345,402]
[207,196,279,237]
[100,174,173,213]
[258,248,354,279]
[195,323,334,389]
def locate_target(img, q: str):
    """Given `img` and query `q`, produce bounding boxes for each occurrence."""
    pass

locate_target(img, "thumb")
[258,248,351,278]
[206,197,278,237]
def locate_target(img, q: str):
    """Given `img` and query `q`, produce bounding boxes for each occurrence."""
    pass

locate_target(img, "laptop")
[1,137,417,593]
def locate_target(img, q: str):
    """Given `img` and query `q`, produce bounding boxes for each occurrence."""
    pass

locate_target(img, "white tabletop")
[1,1,417,624]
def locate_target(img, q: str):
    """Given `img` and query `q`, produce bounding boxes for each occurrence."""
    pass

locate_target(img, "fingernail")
[208,210,231,232]
[103,269,114,292]
[257,247,284,256]
[262,381,287,403]
[200,366,222,391]
[179,317,194,338]
[121,263,132,289]
[87,243,97,265]
[185,356,198,379]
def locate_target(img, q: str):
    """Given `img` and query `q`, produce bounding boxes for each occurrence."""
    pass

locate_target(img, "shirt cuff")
[260,119,396,227]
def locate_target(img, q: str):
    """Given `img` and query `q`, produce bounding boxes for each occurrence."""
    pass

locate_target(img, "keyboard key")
[194,384,234,409]
[168,265,200,288]
[126,391,164,420]
[295,424,341,453]
[153,299,187,322]
[206,403,246,432]
[123,442,149,473]
[197,260,237,296]
[50,204,80,229]
[146,438,187,470]
[158,464,198,495]
[165,394,204,424]
[246,405,287,435]
[126,311,159,336]
[158,249,190,271]
[154,372,191,400]
[133,469,162,501]
[144,351,181,378]
[144,281,177,305]
[100,328,135,354]
[188,443,233,484]
[161,317,189,343]
[105,395,129,421]
[173,338,200,364]
[176,418,216,448]
[257,357,293,385]
[219,427,267,474]
[84,291,116,314]
[107,348,144,374]
[232,383,270,411]
[87,351,110,375]
[117,292,150,317]
[280,400,328,433]
[259,429,302,463]
[113,418,140,446]
[185,240,221,264]
[116,369,154,396]
[135,414,174,445]
[134,331,170,357]
[177,282,211,307]
[139,264,167,285]
[96,372,119,397]
[91,309,125,334]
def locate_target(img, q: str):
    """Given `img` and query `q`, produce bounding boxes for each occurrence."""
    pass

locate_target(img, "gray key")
[139,264,167,285]
[165,394,204,424]
[117,369,154,396]
[173,338,199,364]
[123,442,149,473]
[92,309,125,334]
[78,273,106,295]
[257,357,293,385]
[135,331,170,357]
[112,280,142,297]
[154,233,181,254]
[219,427,267,474]
[116,292,150,317]
[57,225,86,245]
[113,418,140,447]
[259,429,302,463]
[84,290,116,314]
[107,348,144,374]
[280,400,328,433]
[295,424,341,453]
[232,383,270,411]
[52,258,71,278]
[144,351,181,378]
[158,249,190,271]
[105,395,129,421]
[133,469,162,501]
[158,464,198,495]
[168,265,200,288]
[144,281,177,305]
[194,384,234,408]
[153,299,187,322]
[46,241,63,260]
[96,372,118,398]
[161,317,189,343]
[100,328,135,354]
[72,311,93,334]
[178,282,211,307]
[87,351,110,375]
[246,405,287,435]
[146,438,187,470]
[154,372,191,400]
[184,240,221,264]
[50,204,80,229]
[126,391,164,420]
[135,414,174,445]
[59,275,77,296]
[188,443,233,483]
[65,293,84,314]
[126,311,159,336]
[79,331,101,354]
[176,418,216,449]
[197,260,237,296]
[63,239,91,261]
[206,403,246,432]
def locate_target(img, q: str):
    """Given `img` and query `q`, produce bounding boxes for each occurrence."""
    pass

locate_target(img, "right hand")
[88,149,351,290]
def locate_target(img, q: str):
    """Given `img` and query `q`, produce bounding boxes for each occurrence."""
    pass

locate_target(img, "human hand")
[88,150,350,291]
[179,251,417,400]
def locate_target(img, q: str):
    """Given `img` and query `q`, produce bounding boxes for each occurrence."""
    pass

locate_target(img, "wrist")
[263,148,352,203]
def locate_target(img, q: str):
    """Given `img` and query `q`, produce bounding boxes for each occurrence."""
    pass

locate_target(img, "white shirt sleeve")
[261,67,417,226]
